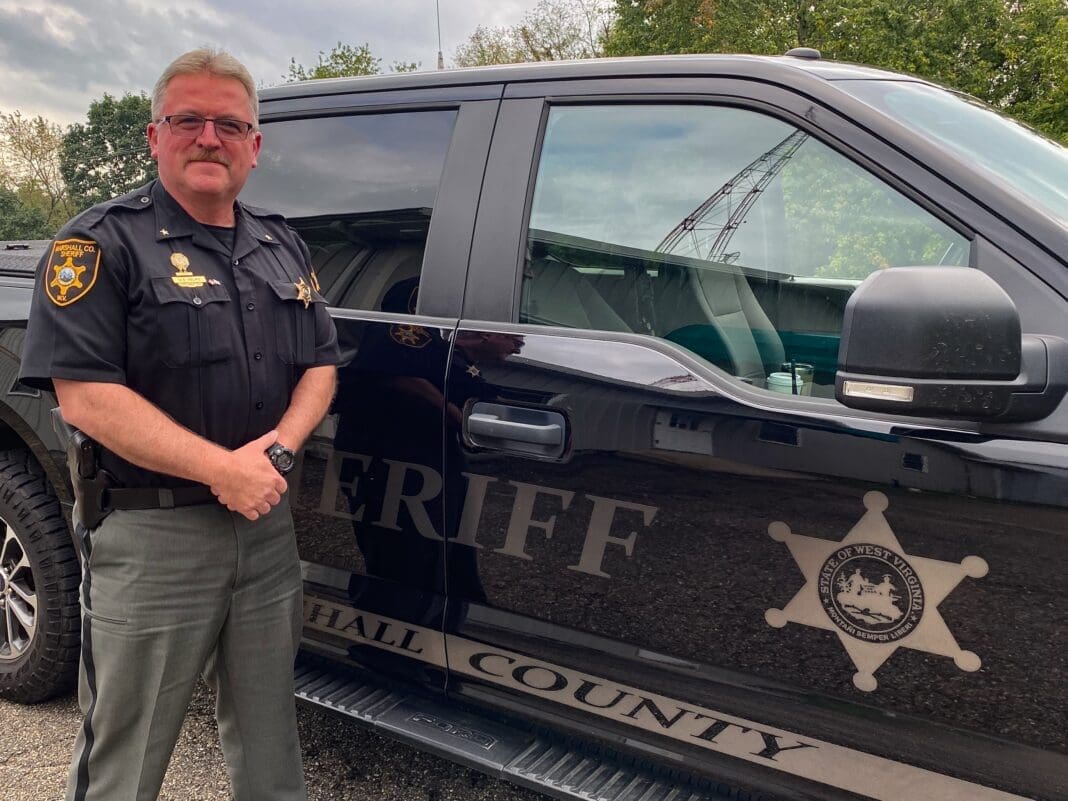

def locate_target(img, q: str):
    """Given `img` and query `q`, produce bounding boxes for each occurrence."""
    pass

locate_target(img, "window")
[242,110,457,312]
[521,105,970,396]
[841,80,1068,224]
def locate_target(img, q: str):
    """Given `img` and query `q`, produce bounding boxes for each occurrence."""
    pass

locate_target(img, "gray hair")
[151,48,258,124]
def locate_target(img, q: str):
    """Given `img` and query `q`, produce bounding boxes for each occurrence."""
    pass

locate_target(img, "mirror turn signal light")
[842,381,915,403]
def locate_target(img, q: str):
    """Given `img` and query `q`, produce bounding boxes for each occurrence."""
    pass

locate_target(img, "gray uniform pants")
[66,499,306,801]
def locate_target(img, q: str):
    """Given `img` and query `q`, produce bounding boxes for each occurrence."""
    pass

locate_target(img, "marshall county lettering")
[301,600,1028,801]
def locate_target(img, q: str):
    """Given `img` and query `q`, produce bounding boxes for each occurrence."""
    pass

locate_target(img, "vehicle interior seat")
[582,265,658,335]
[655,261,785,383]
[521,254,633,333]
[306,241,370,302]
[306,242,425,367]
[338,245,425,312]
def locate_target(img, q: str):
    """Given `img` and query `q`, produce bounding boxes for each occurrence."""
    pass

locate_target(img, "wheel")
[0,449,80,702]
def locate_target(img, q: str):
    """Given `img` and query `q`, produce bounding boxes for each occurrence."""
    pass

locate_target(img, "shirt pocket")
[150,277,233,368]
[267,280,328,365]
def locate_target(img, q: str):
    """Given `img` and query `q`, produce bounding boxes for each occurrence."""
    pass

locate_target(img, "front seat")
[656,262,785,383]
[521,255,632,333]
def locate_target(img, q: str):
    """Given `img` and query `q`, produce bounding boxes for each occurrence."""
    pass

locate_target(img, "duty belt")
[103,485,216,510]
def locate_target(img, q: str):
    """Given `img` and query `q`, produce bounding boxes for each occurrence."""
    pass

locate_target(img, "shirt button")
[192,297,202,306]
[255,401,264,410]
[254,352,262,360]
[233,259,240,266]
[246,302,255,311]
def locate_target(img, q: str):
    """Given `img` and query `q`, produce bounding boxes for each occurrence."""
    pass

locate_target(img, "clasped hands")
[210,430,288,520]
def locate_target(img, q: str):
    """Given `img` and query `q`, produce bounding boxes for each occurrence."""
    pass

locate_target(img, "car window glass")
[842,80,1068,224]
[522,104,970,397]
[243,110,457,312]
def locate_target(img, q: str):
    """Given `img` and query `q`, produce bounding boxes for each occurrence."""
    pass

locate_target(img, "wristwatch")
[266,443,296,475]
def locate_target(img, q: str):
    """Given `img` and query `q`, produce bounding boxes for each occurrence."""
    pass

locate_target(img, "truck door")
[441,85,1068,800]
[243,95,499,690]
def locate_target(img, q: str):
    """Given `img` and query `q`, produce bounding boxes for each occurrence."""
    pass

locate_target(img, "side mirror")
[835,267,1068,422]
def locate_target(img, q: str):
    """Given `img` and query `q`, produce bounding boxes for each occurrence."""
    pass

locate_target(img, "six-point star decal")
[765,491,988,692]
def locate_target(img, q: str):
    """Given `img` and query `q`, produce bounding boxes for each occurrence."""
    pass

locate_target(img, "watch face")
[270,445,295,474]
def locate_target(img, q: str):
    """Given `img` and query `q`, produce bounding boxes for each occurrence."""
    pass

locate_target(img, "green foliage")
[454,0,614,66]
[604,0,709,56]
[287,42,382,80]
[286,42,421,81]
[0,111,74,232]
[822,0,1007,101]
[994,0,1068,143]
[0,183,51,240]
[782,142,965,279]
[60,93,157,212]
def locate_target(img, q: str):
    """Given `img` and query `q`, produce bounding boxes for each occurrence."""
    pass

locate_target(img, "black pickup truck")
[1,53,1066,801]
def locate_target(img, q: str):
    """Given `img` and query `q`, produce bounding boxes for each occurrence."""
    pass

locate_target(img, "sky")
[0,0,535,126]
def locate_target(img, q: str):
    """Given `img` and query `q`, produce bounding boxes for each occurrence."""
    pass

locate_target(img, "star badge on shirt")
[295,277,312,309]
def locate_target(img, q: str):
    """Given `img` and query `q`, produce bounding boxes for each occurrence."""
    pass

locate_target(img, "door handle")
[468,413,563,445]
[465,402,567,458]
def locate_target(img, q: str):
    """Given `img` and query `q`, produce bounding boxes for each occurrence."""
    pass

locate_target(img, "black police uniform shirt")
[19,179,341,490]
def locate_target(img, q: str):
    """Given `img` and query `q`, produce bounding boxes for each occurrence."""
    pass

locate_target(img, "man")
[19,49,338,801]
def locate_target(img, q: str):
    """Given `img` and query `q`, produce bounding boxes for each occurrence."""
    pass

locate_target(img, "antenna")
[436,0,444,70]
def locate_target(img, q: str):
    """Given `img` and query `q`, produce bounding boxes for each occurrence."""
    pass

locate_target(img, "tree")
[60,93,157,212]
[454,0,614,66]
[821,0,1006,101]
[288,42,380,80]
[0,111,74,230]
[0,183,50,240]
[994,0,1068,142]
[287,42,419,82]
[604,0,709,56]
[606,0,1003,63]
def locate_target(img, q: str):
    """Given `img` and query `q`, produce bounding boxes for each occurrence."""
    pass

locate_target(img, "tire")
[0,449,80,703]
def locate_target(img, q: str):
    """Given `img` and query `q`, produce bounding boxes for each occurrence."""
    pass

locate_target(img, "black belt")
[103,485,216,510]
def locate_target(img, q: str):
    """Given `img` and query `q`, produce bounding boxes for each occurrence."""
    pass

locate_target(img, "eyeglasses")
[159,114,256,141]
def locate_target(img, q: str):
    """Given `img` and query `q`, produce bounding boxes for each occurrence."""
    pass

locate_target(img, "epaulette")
[240,201,286,221]
[57,182,157,236]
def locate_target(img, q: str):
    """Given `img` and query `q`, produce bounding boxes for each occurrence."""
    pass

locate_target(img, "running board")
[294,656,722,801]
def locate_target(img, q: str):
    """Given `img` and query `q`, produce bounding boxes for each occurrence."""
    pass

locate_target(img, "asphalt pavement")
[0,681,548,801]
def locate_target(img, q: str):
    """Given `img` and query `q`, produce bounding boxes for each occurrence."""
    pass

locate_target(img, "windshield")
[839,80,1068,225]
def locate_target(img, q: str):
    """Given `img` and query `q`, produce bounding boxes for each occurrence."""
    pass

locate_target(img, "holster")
[53,409,115,530]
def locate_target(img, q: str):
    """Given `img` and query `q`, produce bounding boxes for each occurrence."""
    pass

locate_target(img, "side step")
[294,655,720,801]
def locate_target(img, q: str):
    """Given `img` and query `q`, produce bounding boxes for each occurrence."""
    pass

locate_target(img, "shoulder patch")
[45,238,101,307]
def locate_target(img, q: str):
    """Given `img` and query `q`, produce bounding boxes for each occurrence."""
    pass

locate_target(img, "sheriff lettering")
[302,447,658,579]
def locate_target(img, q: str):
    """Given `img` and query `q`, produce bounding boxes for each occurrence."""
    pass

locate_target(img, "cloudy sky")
[0,0,534,125]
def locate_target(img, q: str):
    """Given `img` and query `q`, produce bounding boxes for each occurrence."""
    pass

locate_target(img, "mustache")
[188,152,230,166]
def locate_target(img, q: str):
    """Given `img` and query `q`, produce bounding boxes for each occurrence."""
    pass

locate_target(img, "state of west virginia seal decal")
[765,491,988,692]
